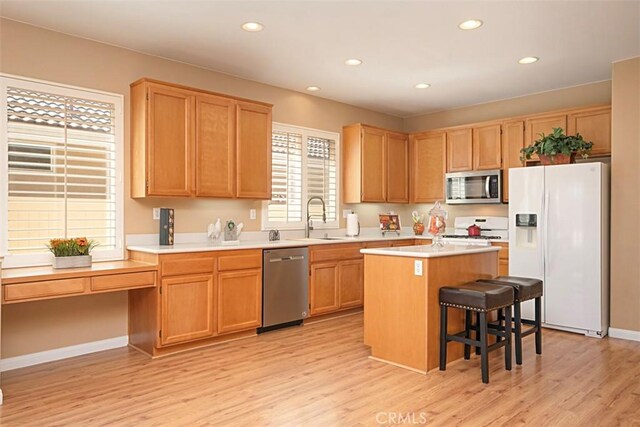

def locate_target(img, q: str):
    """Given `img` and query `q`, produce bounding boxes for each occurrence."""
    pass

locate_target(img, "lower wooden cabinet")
[338,260,364,309]
[160,274,215,346]
[309,258,365,316]
[217,269,262,334]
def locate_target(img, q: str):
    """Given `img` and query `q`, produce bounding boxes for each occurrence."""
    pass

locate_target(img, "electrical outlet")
[414,260,423,276]
[153,208,161,220]
[249,209,256,220]
[343,209,352,219]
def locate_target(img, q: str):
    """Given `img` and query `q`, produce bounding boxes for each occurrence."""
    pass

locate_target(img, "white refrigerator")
[509,162,609,337]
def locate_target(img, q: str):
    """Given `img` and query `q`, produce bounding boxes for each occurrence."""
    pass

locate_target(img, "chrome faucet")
[305,196,326,238]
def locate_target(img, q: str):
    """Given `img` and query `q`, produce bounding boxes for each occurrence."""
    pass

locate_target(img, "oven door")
[445,170,501,204]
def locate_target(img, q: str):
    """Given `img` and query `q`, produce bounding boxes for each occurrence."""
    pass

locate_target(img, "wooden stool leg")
[535,296,542,355]
[475,312,481,355]
[504,305,512,371]
[480,312,489,383]
[514,302,523,365]
[439,305,448,371]
[496,308,504,343]
[464,309,472,360]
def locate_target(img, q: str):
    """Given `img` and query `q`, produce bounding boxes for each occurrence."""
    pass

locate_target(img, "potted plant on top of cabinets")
[521,127,593,165]
[47,237,98,269]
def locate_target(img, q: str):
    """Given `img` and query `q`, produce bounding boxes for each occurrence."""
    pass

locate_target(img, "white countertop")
[127,234,434,254]
[360,244,500,259]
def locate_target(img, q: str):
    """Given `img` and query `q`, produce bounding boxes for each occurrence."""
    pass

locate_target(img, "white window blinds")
[1,76,124,267]
[263,123,339,230]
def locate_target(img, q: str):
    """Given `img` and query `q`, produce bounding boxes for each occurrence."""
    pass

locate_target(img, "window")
[0,75,124,268]
[263,123,339,230]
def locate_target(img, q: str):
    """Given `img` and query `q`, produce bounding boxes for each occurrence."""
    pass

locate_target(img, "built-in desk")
[1,261,157,304]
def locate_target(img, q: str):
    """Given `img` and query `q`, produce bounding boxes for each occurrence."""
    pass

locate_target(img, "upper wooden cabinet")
[342,124,408,203]
[130,78,272,199]
[567,106,611,157]
[473,124,502,170]
[524,113,567,162]
[410,131,446,203]
[446,125,502,172]
[386,131,410,203]
[446,128,473,172]
[501,120,525,202]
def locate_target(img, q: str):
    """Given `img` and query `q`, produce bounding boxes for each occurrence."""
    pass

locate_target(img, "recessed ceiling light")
[345,58,363,66]
[458,19,483,30]
[241,22,264,32]
[415,83,431,89]
[306,86,321,92]
[518,56,539,64]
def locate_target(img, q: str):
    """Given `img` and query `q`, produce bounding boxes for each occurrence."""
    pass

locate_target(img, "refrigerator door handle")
[544,191,550,271]
[537,188,545,276]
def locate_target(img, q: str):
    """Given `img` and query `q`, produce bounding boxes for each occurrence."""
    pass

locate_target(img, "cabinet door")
[525,114,567,161]
[501,120,525,202]
[410,131,446,203]
[473,124,502,170]
[236,102,272,199]
[217,269,262,334]
[386,132,409,203]
[160,274,215,346]
[309,263,339,316]
[499,259,509,277]
[147,85,194,196]
[361,127,387,202]
[338,260,364,309]
[195,95,236,197]
[567,107,611,157]
[446,128,473,172]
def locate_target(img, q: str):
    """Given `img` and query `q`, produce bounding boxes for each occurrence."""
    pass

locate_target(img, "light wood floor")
[1,313,639,426]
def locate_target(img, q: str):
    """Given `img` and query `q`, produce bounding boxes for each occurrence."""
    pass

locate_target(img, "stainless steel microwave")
[445,170,502,204]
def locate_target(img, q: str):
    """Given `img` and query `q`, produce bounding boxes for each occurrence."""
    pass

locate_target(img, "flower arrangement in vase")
[47,237,98,269]
[411,211,425,236]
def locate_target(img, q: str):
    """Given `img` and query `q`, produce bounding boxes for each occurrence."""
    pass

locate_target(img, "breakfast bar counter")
[361,244,500,373]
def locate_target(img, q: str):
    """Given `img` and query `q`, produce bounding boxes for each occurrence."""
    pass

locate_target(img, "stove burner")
[442,235,502,240]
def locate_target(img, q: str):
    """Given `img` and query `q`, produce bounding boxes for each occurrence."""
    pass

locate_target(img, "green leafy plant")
[47,237,98,257]
[520,127,593,162]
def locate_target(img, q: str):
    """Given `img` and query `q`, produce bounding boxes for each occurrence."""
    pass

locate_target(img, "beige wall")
[610,57,640,333]
[403,80,612,132]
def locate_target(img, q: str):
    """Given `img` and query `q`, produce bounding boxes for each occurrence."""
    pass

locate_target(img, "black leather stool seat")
[439,282,514,312]
[477,276,543,302]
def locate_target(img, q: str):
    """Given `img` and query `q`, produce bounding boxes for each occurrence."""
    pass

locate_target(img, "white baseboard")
[608,328,640,342]
[0,335,128,372]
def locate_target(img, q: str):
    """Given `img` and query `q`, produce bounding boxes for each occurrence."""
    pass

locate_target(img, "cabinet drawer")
[4,277,88,303]
[310,243,363,263]
[391,240,416,247]
[364,241,393,249]
[91,271,156,292]
[218,250,262,271]
[161,256,215,276]
[492,243,509,260]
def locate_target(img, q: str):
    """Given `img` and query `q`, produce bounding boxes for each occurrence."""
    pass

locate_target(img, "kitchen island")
[361,244,500,374]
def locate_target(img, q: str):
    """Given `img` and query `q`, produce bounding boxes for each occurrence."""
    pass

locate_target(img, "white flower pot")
[52,255,92,269]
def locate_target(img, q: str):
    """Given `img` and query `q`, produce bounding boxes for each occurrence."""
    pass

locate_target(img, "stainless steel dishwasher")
[260,247,309,333]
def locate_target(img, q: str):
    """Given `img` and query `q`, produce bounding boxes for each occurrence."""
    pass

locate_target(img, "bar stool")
[476,276,543,365]
[439,282,514,384]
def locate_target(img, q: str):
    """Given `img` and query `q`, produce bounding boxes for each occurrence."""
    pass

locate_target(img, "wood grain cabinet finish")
[473,124,502,170]
[501,120,525,202]
[446,128,473,172]
[130,78,272,199]
[4,277,88,303]
[145,84,195,197]
[309,263,340,316]
[567,106,611,157]
[160,274,215,346]
[195,94,236,197]
[386,131,409,203]
[338,260,364,309]
[236,101,272,199]
[216,269,262,334]
[410,131,446,203]
[524,114,567,162]
[342,124,409,203]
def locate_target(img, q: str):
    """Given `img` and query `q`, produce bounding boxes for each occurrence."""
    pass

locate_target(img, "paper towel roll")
[346,213,360,237]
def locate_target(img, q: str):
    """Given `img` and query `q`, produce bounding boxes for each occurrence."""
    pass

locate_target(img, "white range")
[441,216,509,246]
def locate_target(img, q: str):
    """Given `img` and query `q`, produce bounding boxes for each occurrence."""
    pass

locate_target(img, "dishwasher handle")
[269,255,306,263]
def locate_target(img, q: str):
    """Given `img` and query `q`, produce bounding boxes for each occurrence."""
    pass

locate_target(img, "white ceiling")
[1,1,639,117]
